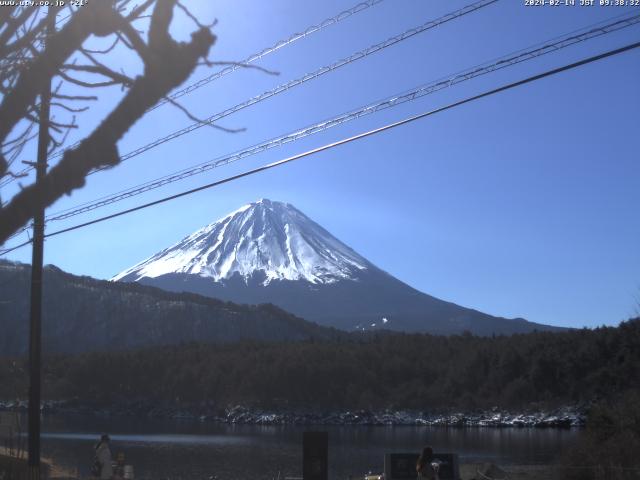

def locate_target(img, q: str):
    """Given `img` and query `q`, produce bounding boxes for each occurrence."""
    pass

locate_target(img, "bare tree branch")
[81,36,120,55]
[0,0,216,244]
[0,1,119,159]
[204,60,279,76]
[3,170,29,180]
[60,64,134,86]
[126,0,156,20]
[0,6,18,27]
[176,1,217,30]
[52,93,98,101]
[148,0,173,49]
[56,70,122,89]
[50,102,89,113]
[1,12,49,58]
[164,96,245,134]
[48,115,76,154]
[116,15,151,63]
[0,7,36,53]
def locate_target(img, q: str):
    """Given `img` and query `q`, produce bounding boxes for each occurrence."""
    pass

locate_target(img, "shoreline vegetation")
[1,320,637,477]
[1,318,638,413]
[0,401,585,427]
[1,394,638,478]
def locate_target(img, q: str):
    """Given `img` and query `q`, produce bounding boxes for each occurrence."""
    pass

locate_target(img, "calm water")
[38,414,580,479]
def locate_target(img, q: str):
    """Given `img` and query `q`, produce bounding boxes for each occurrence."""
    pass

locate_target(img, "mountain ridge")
[0,259,344,355]
[114,199,564,335]
[113,199,369,286]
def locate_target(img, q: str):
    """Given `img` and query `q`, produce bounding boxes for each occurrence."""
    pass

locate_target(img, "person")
[113,451,126,480]
[416,446,439,480]
[94,434,114,480]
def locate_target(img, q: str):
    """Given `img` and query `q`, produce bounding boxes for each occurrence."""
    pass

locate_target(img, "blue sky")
[2,0,639,328]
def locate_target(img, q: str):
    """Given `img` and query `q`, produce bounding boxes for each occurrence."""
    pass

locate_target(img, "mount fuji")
[113,199,561,335]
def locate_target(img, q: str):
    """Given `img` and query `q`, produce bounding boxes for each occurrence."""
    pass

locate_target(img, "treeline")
[0,261,343,355]
[561,390,640,478]
[1,318,639,411]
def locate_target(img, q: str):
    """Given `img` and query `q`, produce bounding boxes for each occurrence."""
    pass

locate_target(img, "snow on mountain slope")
[112,199,369,285]
[112,199,566,335]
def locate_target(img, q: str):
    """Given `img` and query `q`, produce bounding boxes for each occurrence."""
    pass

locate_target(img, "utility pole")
[27,8,54,480]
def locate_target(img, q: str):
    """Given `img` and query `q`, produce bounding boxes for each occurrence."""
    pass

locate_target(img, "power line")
[2,38,636,255]
[3,222,30,244]
[0,0,385,187]
[0,239,31,256]
[97,0,497,169]
[154,0,386,109]
[2,0,498,197]
[43,12,640,223]
[54,0,498,175]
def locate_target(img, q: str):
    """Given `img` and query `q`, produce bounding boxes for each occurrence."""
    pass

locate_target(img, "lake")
[38,414,580,479]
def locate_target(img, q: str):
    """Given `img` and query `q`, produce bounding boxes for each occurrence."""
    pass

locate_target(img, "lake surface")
[38,414,581,479]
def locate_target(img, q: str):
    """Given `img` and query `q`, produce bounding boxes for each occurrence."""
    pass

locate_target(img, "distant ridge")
[0,260,342,355]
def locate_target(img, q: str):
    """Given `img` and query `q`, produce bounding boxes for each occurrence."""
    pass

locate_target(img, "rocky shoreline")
[0,400,585,427]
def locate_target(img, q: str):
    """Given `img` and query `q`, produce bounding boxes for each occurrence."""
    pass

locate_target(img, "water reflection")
[40,415,580,480]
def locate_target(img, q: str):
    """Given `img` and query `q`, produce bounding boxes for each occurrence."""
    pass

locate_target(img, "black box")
[303,431,328,480]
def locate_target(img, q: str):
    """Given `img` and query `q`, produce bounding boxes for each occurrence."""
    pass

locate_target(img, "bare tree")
[0,0,216,245]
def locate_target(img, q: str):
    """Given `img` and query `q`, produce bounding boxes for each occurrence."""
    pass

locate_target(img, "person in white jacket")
[95,434,114,480]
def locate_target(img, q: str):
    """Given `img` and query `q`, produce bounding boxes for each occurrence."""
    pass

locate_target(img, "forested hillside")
[1,318,637,411]
[0,261,343,354]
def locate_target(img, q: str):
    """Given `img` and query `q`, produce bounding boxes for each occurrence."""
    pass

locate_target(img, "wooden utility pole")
[27,8,54,480]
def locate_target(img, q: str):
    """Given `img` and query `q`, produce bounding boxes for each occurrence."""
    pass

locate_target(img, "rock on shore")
[0,400,585,427]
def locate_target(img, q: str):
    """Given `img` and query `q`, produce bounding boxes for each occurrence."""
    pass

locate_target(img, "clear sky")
[2,0,639,329]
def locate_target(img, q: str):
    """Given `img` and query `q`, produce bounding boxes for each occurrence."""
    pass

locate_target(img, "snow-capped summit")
[113,199,562,336]
[112,199,369,285]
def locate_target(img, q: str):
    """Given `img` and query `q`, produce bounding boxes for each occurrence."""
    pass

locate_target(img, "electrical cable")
[154,0,387,109]
[2,38,635,255]
[0,0,386,186]
[43,12,640,223]
[45,0,497,175]
[4,0,498,192]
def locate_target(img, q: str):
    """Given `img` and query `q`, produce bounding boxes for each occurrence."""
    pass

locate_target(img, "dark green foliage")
[1,318,638,411]
[560,391,640,479]
[0,261,344,355]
